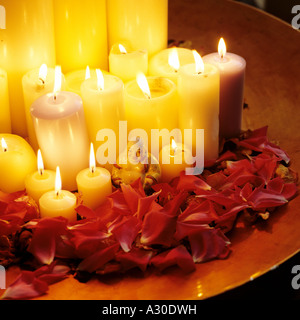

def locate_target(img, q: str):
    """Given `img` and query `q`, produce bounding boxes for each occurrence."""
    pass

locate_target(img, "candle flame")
[192,50,204,74]
[38,64,48,84]
[96,68,104,91]
[218,37,226,59]
[119,44,127,54]
[171,139,177,150]
[37,149,44,175]
[55,166,62,196]
[85,66,91,80]
[1,138,7,152]
[53,66,62,100]
[136,72,151,99]
[89,142,96,173]
[168,48,180,72]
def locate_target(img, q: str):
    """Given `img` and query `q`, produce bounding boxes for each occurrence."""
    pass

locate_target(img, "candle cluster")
[0,1,246,222]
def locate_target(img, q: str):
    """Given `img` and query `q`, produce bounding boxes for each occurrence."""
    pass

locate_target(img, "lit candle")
[80,69,125,168]
[25,150,56,204]
[159,139,193,183]
[0,68,11,133]
[203,38,246,140]
[109,43,148,83]
[0,134,36,193]
[124,73,178,145]
[53,0,108,73]
[22,65,66,151]
[39,166,77,222]
[76,143,112,210]
[0,0,56,137]
[107,0,168,57]
[178,50,220,162]
[65,66,110,96]
[30,67,90,191]
[149,47,195,85]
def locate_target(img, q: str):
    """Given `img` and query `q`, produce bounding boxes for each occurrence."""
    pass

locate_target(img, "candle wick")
[39,77,45,85]
[56,190,60,197]
[39,168,43,176]
[90,166,95,174]
[3,148,7,152]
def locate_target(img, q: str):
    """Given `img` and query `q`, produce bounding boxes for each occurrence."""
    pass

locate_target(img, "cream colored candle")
[39,167,77,222]
[107,0,168,57]
[30,74,90,191]
[203,38,246,139]
[149,47,195,85]
[178,51,220,162]
[76,143,112,210]
[0,68,11,133]
[53,0,108,73]
[109,43,148,83]
[22,65,66,151]
[80,70,125,167]
[124,74,178,144]
[0,0,56,137]
[0,134,36,193]
[65,67,109,96]
[25,150,56,204]
[159,139,193,183]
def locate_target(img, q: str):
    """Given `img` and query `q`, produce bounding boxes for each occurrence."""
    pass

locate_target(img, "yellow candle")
[30,69,90,191]
[65,67,109,96]
[0,134,36,193]
[39,167,77,222]
[107,0,168,57]
[25,150,56,204]
[149,47,195,85]
[53,0,108,73]
[76,143,112,210]
[109,43,148,83]
[159,139,193,183]
[80,70,125,168]
[0,68,11,133]
[22,65,66,151]
[0,0,56,137]
[178,51,220,162]
[124,73,178,143]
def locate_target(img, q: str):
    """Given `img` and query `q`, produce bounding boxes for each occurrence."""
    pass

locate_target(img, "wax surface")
[0,69,11,133]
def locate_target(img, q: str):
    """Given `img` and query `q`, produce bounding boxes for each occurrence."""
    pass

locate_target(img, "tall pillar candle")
[124,74,178,150]
[22,66,66,151]
[0,0,56,137]
[80,71,125,168]
[0,68,11,133]
[178,51,220,162]
[107,0,168,57]
[30,91,90,191]
[203,38,246,140]
[53,0,108,73]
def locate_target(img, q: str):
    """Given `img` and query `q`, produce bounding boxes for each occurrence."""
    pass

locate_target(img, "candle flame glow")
[37,149,44,175]
[1,138,7,152]
[136,72,151,99]
[85,66,91,80]
[168,48,180,72]
[89,142,96,173]
[38,64,48,84]
[96,68,104,91]
[171,139,177,150]
[53,66,62,100]
[192,50,204,74]
[218,37,226,59]
[119,44,127,54]
[55,166,62,196]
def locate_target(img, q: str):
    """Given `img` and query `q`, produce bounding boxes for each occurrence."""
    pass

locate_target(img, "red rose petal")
[177,172,212,193]
[151,245,196,273]
[116,247,153,272]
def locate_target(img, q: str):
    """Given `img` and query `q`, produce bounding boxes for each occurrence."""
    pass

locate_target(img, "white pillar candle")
[22,65,66,151]
[203,38,246,140]
[178,51,220,162]
[30,84,90,191]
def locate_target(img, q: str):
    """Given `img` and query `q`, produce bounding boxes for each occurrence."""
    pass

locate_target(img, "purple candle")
[203,38,246,140]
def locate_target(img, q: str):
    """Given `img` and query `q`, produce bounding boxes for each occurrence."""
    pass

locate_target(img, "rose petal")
[177,172,212,193]
[116,247,153,272]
